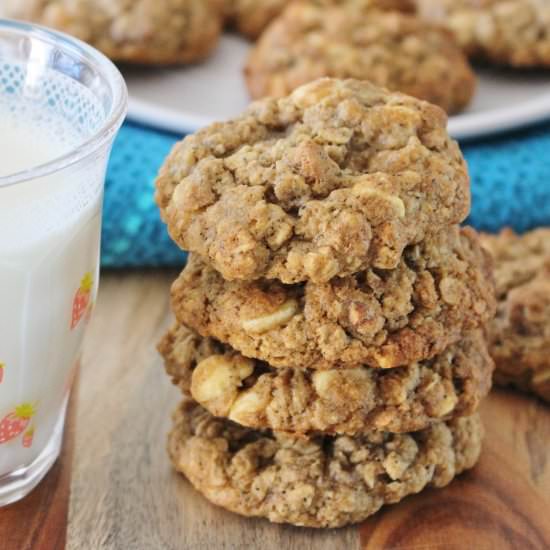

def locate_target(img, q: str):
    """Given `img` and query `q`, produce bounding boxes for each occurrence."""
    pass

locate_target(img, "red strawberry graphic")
[22,426,35,448]
[71,272,93,330]
[0,403,35,443]
[0,363,4,384]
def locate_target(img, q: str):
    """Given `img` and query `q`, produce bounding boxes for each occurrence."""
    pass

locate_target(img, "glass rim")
[0,18,128,188]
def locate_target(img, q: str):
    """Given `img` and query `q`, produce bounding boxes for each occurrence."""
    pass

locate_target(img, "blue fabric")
[102,122,184,268]
[463,122,550,233]
[101,119,550,268]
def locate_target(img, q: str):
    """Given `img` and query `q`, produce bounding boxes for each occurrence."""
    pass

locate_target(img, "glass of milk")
[0,19,127,506]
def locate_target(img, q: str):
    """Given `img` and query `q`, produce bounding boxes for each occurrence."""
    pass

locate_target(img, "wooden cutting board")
[1,271,549,550]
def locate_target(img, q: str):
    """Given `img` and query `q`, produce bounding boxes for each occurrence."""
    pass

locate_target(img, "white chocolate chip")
[191,355,254,416]
[241,299,298,333]
[228,389,267,424]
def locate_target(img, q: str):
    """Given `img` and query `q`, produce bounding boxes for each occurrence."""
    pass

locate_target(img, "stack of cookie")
[155,78,496,528]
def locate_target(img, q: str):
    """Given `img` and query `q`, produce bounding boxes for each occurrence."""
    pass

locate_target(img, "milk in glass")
[0,101,102,475]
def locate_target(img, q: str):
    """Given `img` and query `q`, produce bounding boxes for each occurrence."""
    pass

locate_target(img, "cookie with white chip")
[160,324,493,435]
[171,227,495,370]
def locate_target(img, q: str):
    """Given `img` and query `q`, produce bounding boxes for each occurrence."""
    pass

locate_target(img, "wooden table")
[1,271,549,550]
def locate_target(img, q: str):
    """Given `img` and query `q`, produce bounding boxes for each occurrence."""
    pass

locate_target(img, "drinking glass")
[0,19,127,506]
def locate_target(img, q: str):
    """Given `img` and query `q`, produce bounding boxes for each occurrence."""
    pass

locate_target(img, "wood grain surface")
[4,271,550,549]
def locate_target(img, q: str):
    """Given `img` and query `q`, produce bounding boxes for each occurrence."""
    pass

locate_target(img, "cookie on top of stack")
[155,78,496,528]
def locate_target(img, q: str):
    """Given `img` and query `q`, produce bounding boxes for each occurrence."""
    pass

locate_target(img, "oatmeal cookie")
[171,228,495,370]
[168,400,483,527]
[416,0,550,67]
[223,0,415,40]
[244,3,475,114]
[156,78,471,283]
[159,324,493,435]
[481,228,550,402]
[2,0,222,65]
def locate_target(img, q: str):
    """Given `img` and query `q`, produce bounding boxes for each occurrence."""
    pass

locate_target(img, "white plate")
[124,34,550,140]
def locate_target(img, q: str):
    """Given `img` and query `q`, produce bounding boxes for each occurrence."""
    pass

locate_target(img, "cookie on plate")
[244,2,476,114]
[2,0,222,64]
[155,78,471,283]
[159,324,493,435]
[171,228,495,370]
[223,0,415,40]
[168,400,483,527]
[416,0,550,67]
[481,228,550,402]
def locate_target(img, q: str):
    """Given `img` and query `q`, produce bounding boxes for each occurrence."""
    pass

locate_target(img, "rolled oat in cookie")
[481,228,550,402]
[168,400,483,528]
[416,0,550,68]
[1,0,222,65]
[159,324,493,435]
[156,78,471,283]
[171,227,495,370]
[245,2,476,114]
